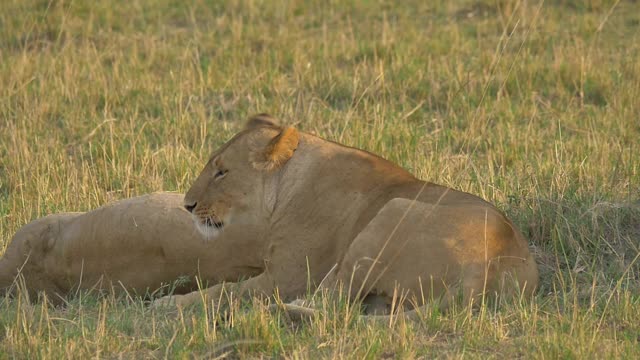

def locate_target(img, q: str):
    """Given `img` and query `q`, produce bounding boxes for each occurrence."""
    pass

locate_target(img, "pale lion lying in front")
[155,115,539,318]
[0,193,263,304]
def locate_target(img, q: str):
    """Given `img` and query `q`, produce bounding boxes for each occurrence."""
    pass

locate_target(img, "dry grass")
[1,0,639,358]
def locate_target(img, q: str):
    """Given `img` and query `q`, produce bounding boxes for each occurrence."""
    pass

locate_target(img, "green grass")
[1,0,639,358]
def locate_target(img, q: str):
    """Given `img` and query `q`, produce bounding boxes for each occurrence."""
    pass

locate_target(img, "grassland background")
[1,0,639,358]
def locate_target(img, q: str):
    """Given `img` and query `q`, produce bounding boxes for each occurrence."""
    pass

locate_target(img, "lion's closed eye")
[214,169,228,180]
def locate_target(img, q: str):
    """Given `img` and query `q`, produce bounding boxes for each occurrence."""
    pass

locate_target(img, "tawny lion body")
[155,115,539,315]
[0,193,263,304]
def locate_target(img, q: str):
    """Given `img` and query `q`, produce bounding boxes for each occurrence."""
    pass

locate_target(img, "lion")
[0,193,264,305]
[154,114,539,318]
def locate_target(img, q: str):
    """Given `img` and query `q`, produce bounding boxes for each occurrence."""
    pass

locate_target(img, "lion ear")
[250,127,299,171]
[245,113,280,130]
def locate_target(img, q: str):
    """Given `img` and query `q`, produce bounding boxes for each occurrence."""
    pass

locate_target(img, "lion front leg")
[152,273,274,309]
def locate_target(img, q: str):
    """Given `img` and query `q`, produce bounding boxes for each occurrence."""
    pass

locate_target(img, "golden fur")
[154,115,539,317]
[0,193,263,304]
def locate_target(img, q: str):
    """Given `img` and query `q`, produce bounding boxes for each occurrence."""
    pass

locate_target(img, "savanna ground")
[1,0,639,358]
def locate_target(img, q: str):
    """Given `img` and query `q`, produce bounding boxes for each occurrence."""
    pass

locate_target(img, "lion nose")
[184,202,197,213]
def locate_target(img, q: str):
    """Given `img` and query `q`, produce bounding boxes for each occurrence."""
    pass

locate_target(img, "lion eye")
[214,169,228,179]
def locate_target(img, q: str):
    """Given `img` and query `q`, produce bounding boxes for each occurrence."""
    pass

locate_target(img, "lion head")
[184,114,299,238]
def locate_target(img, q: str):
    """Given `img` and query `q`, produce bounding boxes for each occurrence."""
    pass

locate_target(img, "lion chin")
[194,217,224,240]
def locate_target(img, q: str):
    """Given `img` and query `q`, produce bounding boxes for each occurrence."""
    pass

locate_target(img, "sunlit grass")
[1,0,639,357]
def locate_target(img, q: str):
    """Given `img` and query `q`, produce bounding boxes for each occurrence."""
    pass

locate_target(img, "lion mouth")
[204,217,224,229]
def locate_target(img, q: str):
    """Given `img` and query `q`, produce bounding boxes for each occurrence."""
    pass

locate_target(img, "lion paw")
[152,294,196,309]
[289,298,315,308]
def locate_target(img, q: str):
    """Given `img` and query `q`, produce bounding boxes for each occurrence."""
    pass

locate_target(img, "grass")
[1,0,639,358]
